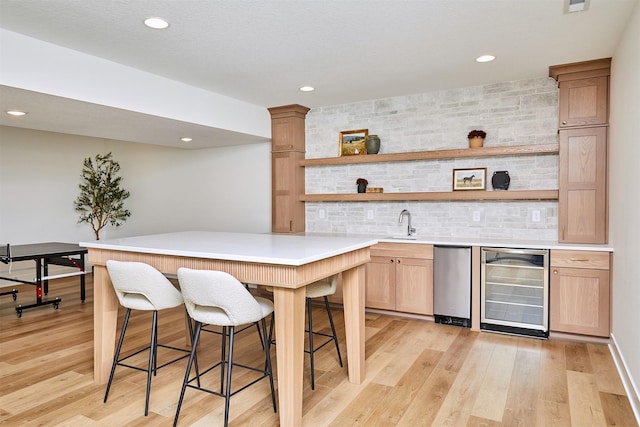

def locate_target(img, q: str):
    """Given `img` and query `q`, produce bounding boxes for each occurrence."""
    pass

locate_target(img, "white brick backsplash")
[305,77,559,241]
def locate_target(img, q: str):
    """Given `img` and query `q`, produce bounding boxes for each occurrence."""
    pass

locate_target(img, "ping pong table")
[0,242,88,318]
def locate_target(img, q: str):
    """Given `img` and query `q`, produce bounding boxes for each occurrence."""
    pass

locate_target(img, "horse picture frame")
[453,167,486,190]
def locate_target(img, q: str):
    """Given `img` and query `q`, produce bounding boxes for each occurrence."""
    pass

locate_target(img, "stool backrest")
[177,267,263,326]
[106,260,183,310]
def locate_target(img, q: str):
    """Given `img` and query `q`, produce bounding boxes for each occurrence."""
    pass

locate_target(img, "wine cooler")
[481,247,549,338]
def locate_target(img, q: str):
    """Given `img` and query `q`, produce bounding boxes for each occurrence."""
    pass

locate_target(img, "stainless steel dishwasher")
[433,245,471,327]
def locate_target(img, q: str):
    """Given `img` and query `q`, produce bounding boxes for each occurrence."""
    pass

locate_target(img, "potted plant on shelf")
[356,178,368,193]
[468,129,487,148]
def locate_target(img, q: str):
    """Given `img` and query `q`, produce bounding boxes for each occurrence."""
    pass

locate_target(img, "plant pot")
[469,137,484,148]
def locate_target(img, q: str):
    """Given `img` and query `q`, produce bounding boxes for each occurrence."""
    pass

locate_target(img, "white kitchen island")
[81,231,377,426]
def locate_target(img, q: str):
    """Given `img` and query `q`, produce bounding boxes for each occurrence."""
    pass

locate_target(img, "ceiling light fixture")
[144,17,169,29]
[299,86,315,92]
[180,137,192,143]
[476,55,496,63]
[6,110,27,116]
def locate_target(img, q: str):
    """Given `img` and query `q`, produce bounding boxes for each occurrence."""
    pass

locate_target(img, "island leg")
[93,265,119,384]
[272,286,306,426]
[342,264,366,383]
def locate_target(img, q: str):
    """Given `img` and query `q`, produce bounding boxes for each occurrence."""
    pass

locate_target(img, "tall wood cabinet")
[549,58,611,244]
[549,250,610,337]
[365,243,433,315]
[268,105,310,233]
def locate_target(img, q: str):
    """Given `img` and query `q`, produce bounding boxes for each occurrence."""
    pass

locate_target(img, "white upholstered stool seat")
[103,260,192,416]
[174,268,276,427]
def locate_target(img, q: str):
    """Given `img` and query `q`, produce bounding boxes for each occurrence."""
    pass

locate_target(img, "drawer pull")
[569,258,590,262]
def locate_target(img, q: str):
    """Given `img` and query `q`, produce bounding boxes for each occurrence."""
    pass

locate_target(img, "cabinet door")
[558,76,608,127]
[365,256,396,310]
[395,257,433,315]
[272,151,305,233]
[550,267,610,337]
[558,127,607,243]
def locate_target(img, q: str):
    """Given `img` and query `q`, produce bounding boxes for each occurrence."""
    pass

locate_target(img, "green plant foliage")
[74,152,131,240]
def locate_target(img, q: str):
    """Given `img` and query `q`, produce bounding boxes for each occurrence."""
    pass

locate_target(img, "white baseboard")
[609,332,640,425]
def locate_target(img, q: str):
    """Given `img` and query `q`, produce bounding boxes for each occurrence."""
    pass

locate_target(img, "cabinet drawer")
[550,250,609,269]
[370,243,433,259]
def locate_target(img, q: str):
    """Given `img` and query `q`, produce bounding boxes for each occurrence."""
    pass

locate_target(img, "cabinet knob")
[397,259,400,263]
[562,120,567,125]
[389,259,394,263]
[553,269,558,275]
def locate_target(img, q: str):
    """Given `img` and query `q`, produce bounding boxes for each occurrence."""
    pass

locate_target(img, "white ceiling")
[0,0,637,148]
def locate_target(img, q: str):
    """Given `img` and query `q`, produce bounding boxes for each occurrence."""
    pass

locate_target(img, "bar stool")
[304,274,343,389]
[268,274,343,390]
[104,260,192,416]
[174,268,276,427]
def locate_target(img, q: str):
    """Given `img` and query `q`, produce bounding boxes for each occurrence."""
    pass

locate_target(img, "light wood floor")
[0,276,637,426]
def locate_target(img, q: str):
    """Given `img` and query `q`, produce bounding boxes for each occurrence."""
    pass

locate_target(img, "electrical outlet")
[532,209,541,222]
[367,210,374,220]
[318,208,325,219]
[472,211,481,222]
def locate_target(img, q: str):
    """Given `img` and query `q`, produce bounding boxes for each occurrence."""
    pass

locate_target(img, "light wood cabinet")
[550,58,610,244]
[558,76,608,127]
[365,243,433,315]
[272,151,305,233]
[549,250,610,337]
[558,127,608,243]
[268,104,310,233]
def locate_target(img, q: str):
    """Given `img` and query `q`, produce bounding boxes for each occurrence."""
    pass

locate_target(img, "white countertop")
[376,236,614,251]
[80,231,379,266]
[294,232,613,252]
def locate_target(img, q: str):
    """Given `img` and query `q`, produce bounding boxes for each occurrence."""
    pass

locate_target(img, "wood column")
[268,104,310,233]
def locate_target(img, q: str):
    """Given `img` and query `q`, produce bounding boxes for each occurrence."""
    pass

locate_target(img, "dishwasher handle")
[481,247,548,256]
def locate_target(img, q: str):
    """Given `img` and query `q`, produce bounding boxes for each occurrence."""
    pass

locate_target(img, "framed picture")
[453,167,487,190]
[339,129,368,156]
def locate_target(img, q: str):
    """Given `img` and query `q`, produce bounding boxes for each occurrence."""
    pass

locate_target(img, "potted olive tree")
[74,152,131,240]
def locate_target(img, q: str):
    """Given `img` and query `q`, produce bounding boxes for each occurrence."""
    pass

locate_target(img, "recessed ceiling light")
[299,86,315,92]
[6,110,27,116]
[144,17,169,29]
[476,55,496,63]
[180,137,193,143]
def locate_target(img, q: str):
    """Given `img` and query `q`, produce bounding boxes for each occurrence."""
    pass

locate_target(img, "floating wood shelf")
[301,190,559,203]
[300,143,559,167]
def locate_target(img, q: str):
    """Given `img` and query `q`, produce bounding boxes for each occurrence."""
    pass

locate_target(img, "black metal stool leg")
[324,296,343,366]
[307,297,316,390]
[223,326,235,427]
[262,317,277,412]
[104,308,131,403]
[145,310,158,416]
[220,326,227,394]
[174,322,202,427]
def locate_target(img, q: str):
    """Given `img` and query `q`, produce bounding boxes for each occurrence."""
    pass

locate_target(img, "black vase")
[357,183,367,193]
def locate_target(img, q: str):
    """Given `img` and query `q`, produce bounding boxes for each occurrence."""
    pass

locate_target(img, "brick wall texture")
[304,77,559,240]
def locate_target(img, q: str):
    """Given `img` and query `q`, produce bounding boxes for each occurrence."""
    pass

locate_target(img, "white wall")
[0,126,272,244]
[610,0,640,414]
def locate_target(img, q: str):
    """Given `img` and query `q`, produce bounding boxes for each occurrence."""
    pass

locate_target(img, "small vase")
[366,135,380,154]
[357,183,367,193]
[469,137,484,148]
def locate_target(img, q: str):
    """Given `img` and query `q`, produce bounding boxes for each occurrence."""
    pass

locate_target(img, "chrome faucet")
[399,209,416,236]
